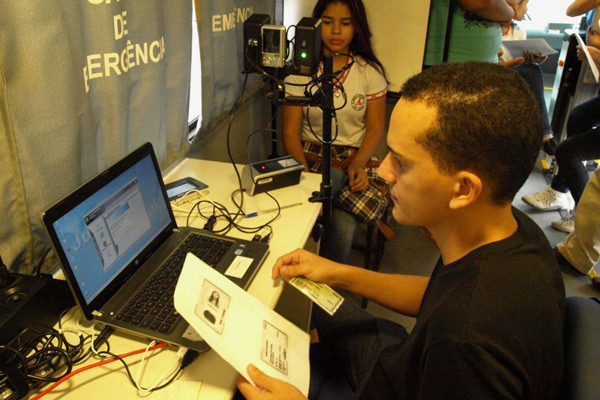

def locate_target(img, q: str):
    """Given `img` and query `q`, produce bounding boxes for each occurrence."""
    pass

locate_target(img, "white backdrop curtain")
[0,1,192,273]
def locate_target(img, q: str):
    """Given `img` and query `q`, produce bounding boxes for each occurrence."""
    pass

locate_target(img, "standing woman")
[283,0,388,263]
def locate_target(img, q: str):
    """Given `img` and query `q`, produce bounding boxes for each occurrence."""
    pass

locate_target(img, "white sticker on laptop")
[260,320,289,375]
[225,256,253,279]
[288,277,344,315]
[194,280,230,335]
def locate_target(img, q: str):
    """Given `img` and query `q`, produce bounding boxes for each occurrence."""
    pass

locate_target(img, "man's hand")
[236,364,307,400]
[272,248,343,286]
[347,161,369,192]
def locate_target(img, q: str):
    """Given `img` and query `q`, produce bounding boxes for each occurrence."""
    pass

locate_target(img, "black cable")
[0,327,76,395]
[34,247,52,276]
[225,71,251,221]
[0,322,115,399]
[185,195,278,236]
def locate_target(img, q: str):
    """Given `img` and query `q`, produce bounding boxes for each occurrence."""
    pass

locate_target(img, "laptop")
[42,142,269,352]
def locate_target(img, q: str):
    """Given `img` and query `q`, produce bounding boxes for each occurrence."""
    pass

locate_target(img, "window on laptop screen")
[52,155,171,303]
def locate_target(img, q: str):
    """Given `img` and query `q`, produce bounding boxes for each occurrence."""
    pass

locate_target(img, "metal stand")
[266,68,286,159]
[308,54,334,227]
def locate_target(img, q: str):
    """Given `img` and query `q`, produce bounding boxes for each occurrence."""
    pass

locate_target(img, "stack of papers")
[501,38,558,58]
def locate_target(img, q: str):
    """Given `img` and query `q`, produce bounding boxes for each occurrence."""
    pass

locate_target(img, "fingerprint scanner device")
[242,156,304,196]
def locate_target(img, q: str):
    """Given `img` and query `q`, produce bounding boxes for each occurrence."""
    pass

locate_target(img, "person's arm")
[282,105,309,171]
[273,249,430,316]
[577,29,600,63]
[499,56,525,67]
[587,26,600,49]
[566,0,600,17]
[347,95,386,192]
[458,0,518,22]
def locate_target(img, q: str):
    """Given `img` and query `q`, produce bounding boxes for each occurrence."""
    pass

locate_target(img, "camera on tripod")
[243,14,321,77]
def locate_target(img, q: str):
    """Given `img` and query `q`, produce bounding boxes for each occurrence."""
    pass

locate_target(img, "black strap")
[443,0,456,62]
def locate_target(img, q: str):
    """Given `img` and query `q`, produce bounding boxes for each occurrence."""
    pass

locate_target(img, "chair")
[557,296,600,400]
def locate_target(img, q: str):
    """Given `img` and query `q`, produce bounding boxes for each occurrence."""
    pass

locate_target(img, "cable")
[225,71,251,220]
[34,247,52,276]
[30,343,168,400]
[134,345,187,393]
[0,323,107,398]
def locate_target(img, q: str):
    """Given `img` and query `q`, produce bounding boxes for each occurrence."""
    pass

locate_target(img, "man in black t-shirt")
[237,62,565,400]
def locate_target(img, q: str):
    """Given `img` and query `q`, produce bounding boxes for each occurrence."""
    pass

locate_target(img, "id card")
[288,277,344,315]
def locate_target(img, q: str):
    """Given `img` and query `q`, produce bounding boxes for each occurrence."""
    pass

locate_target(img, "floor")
[347,163,600,332]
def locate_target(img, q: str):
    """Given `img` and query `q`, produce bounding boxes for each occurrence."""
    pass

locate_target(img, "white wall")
[284,0,431,92]
[364,0,430,92]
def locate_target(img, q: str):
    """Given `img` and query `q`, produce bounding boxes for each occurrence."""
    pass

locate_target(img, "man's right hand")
[272,249,343,286]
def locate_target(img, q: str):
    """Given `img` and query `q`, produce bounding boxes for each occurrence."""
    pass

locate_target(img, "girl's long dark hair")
[312,0,386,78]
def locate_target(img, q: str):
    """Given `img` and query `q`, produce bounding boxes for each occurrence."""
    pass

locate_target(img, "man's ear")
[448,171,482,210]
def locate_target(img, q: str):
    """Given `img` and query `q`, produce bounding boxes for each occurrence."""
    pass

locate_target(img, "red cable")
[30,342,167,400]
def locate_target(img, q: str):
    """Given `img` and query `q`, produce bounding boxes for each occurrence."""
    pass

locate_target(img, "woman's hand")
[347,161,369,192]
[236,364,307,400]
[523,51,547,65]
[577,45,600,64]
[515,0,529,21]
[586,27,600,50]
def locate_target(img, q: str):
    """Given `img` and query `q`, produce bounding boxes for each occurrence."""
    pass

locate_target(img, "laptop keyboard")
[115,234,233,334]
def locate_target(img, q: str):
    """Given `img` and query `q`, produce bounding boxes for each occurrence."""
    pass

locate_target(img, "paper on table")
[174,253,310,396]
[574,32,600,83]
[501,39,558,58]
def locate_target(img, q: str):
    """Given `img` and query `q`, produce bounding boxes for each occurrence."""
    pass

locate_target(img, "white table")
[43,158,321,399]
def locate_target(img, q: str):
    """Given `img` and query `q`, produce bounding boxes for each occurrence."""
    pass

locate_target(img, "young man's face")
[378,99,457,228]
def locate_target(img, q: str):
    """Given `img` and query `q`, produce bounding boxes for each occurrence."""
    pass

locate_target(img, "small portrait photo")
[194,279,230,335]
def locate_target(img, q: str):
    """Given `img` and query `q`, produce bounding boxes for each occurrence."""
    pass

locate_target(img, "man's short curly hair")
[401,62,543,204]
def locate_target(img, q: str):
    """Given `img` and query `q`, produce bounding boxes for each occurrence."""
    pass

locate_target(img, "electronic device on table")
[241,155,304,196]
[165,177,208,207]
[42,142,269,352]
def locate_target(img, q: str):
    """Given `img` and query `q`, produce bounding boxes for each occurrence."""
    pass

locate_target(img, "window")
[188,1,202,141]
[523,0,582,31]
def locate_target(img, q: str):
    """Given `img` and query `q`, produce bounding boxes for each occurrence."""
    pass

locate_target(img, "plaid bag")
[302,140,389,223]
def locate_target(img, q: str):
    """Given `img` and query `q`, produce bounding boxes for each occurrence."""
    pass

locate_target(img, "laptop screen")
[50,152,172,304]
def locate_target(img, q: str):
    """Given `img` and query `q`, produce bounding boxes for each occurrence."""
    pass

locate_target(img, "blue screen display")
[52,155,171,304]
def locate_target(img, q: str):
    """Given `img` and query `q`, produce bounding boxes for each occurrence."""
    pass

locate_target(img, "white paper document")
[174,253,310,396]
[574,32,600,83]
[501,39,558,58]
